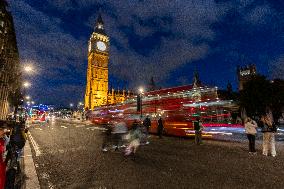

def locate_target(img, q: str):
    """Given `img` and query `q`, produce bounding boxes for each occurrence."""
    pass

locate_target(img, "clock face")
[88,42,91,52]
[96,41,106,51]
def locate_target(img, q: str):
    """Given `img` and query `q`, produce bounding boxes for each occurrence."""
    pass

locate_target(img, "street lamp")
[25,96,30,100]
[23,81,31,88]
[138,87,144,119]
[23,65,33,73]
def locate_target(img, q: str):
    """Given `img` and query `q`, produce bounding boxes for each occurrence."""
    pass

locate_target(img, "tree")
[239,75,284,123]
[239,75,271,118]
[270,79,284,123]
[148,76,156,91]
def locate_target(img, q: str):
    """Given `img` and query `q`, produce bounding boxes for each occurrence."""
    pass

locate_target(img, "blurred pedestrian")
[142,116,151,144]
[157,117,164,138]
[10,122,26,152]
[244,117,257,154]
[112,119,128,151]
[125,120,142,158]
[260,115,277,157]
[101,124,112,152]
[193,117,203,145]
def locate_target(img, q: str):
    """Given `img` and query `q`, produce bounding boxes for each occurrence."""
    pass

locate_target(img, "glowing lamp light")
[24,65,33,73]
[23,81,31,88]
[25,96,31,100]
[138,87,144,94]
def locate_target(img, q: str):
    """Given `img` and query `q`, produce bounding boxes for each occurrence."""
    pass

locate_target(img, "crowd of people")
[244,114,278,157]
[101,116,164,159]
[100,113,279,159]
[0,120,27,189]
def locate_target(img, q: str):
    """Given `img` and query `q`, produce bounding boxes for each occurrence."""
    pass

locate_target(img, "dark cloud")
[269,55,284,80]
[8,0,284,105]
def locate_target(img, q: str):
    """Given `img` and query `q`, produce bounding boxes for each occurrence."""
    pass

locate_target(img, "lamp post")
[138,87,144,119]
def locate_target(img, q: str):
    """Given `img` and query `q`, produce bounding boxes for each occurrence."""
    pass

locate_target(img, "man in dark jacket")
[193,117,203,145]
[157,117,164,138]
[143,116,151,144]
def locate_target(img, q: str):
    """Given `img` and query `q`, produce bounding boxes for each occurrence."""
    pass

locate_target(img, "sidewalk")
[22,137,40,189]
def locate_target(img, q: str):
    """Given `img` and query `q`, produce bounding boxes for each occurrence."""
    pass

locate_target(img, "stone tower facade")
[85,15,130,110]
[0,0,21,120]
[237,65,257,91]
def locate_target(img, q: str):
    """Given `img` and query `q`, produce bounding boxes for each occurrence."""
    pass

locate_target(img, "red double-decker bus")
[89,85,242,137]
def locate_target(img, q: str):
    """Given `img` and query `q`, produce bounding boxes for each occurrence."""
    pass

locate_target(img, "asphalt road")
[27,119,284,189]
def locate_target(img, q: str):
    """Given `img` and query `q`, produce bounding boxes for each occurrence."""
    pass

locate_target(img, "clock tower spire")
[85,14,109,109]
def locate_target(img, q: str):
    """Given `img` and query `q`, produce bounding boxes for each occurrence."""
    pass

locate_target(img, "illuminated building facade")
[85,15,130,110]
[237,65,257,91]
[0,1,20,120]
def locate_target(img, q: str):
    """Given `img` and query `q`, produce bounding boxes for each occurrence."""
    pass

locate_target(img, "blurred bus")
[89,85,242,137]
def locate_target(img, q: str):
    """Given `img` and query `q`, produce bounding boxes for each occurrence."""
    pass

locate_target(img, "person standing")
[193,117,203,145]
[261,115,277,157]
[244,117,258,154]
[0,126,7,189]
[157,117,164,138]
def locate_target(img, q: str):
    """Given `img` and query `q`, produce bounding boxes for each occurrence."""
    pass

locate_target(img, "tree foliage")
[239,75,284,122]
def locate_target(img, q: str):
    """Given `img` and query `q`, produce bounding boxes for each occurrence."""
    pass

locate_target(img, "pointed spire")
[96,13,104,25]
[94,13,106,35]
[148,76,156,91]
[193,69,201,87]
[227,81,232,93]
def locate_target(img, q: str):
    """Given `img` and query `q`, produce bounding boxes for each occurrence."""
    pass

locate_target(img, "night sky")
[7,0,284,106]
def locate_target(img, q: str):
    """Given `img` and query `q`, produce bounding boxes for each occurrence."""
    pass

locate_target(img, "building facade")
[85,15,129,110]
[0,0,21,120]
[237,65,257,91]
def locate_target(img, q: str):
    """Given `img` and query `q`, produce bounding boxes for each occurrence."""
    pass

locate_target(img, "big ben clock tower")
[85,14,109,109]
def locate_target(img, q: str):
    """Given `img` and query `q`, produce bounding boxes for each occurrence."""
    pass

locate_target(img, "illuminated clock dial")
[96,41,106,51]
[88,42,91,52]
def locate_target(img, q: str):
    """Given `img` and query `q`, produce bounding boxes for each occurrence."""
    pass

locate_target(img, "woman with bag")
[244,117,257,154]
[260,115,277,157]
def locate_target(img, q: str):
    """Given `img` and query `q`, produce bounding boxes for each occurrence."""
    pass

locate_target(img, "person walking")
[124,120,142,159]
[112,119,128,151]
[157,117,164,138]
[101,124,112,152]
[193,117,203,145]
[244,117,257,154]
[260,115,277,157]
[143,116,151,144]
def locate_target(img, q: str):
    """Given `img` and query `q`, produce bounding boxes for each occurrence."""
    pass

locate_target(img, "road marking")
[76,125,85,128]
[27,132,41,156]
[61,126,68,128]
[86,126,105,131]
[35,128,43,130]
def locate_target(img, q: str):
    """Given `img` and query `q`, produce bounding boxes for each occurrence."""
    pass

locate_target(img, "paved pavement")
[25,119,284,189]
[23,137,40,189]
